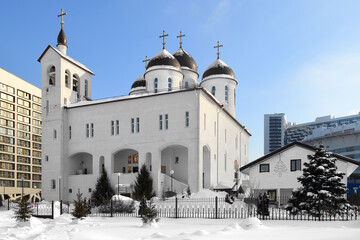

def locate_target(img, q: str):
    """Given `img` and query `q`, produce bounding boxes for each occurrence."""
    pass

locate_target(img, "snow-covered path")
[0,210,359,240]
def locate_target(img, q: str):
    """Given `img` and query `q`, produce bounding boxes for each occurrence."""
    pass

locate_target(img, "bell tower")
[38,9,94,201]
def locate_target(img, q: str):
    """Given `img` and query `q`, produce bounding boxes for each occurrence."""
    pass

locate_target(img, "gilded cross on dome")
[159,30,169,49]
[177,31,185,48]
[142,56,151,68]
[58,9,67,29]
[214,41,223,59]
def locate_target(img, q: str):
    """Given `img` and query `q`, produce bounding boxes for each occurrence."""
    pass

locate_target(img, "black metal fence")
[2,197,359,221]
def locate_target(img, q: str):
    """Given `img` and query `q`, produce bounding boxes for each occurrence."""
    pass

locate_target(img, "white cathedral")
[39,12,251,202]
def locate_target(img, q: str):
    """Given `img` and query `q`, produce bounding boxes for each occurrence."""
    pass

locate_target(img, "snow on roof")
[191,189,228,198]
[214,181,236,190]
[205,59,230,71]
[151,48,176,60]
[51,47,94,75]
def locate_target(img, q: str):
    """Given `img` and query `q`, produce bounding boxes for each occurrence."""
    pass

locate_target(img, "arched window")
[154,78,158,93]
[225,86,228,102]
[168,78,172,91]
[48,66,56,87]
[185,81,189,89]
[65,70,70,88]
[72,74,80,99]
[85,80,88,98]
[211,86,216,96]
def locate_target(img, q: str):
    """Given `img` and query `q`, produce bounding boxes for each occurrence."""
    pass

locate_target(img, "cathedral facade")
[39,14,250,202]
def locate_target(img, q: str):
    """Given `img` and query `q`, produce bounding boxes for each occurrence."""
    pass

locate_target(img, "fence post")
[110,199,113,217]
[215,197,218,219]
[7,199,9,210]
[175,197,178,219]
[60,200,63,215]
[52,201,54,219]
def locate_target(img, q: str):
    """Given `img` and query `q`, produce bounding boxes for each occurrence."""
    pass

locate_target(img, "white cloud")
[287,52,360,117]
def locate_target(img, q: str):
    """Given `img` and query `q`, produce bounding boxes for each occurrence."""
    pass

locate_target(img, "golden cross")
[176,31,185,48]
[58,9,67,29]
[214,41,223,59]
[142,56,151,68]
[159,30,169,49]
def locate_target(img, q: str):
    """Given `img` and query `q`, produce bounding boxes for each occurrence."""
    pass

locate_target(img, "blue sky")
[1,0,360,161]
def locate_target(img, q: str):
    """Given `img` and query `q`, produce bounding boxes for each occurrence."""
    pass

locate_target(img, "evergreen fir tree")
[140,199,159,224]
[72,191,89,219]
[257,193,269,218]
[91,169,115,206]
[14,197,33,222]
[289,145,350,217]
[133,164,155,200]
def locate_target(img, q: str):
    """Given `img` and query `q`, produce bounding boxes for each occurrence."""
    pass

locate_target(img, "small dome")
[202,59,235,80]
[57,28,67,47]
[173,48,198,72]
[147,49,181,70]
[131,74,146,89]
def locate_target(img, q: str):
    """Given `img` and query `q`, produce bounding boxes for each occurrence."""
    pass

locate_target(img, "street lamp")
[59,176,62,201]
[170,170,174,192]
[117,173,120,196]
[21,177,24,197]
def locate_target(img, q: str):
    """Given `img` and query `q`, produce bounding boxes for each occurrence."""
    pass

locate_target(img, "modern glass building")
[0,68,42,202]
[264,113,287,154]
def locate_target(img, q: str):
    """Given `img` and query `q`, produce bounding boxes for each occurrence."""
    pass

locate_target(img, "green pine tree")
[133,164,155,200]
[14,197,33,222]
[91,169,115,206]
[72,191,89,219]
[140,199,159,224]
[289,145,350,217]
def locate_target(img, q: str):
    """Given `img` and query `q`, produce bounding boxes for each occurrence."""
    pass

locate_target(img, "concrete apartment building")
[0,68,42,202]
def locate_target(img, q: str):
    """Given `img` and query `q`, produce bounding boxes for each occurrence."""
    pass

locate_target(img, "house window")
[260,164,269,173]
[154,78,158,93]
[131,118,134,133]
[111,121,114,135]
[45,155,49,162]
[225,86,228,102]
[168,78,172,91]
[72,74,79,93]
[211,86,216,96]
[185,112,189,127]
[291,159,301,171]
[69,126,71,139]
[53,130,57,139]
[165,114,168,130]
[86,124,89,138]
[159,115,163,130]
[136,118,140,132]
[116,120,119,135]
[267,190,276,202]
[224,153,227,171]
[185,82,189,89]
[91,123,94,137]
[88,188,92,193]
[69,189,72,193]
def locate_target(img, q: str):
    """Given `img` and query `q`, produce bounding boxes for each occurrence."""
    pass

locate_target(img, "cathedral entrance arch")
[69,152,93,175]
[161,145,188,185]
[113,149,139,174]
[203,145,211,189]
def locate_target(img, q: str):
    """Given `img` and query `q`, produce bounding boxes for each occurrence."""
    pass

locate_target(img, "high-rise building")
[264,113,287,154]
[0,68,42,202]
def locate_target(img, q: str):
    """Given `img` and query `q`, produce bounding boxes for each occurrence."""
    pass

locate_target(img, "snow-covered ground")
[0,210,359,240]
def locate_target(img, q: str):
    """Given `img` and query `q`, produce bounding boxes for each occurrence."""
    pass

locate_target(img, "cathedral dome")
[173,48,198,72]
[131,74,146,89]
[202,59,235,80]
[57,28,67,47]
[147,49,181,71]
